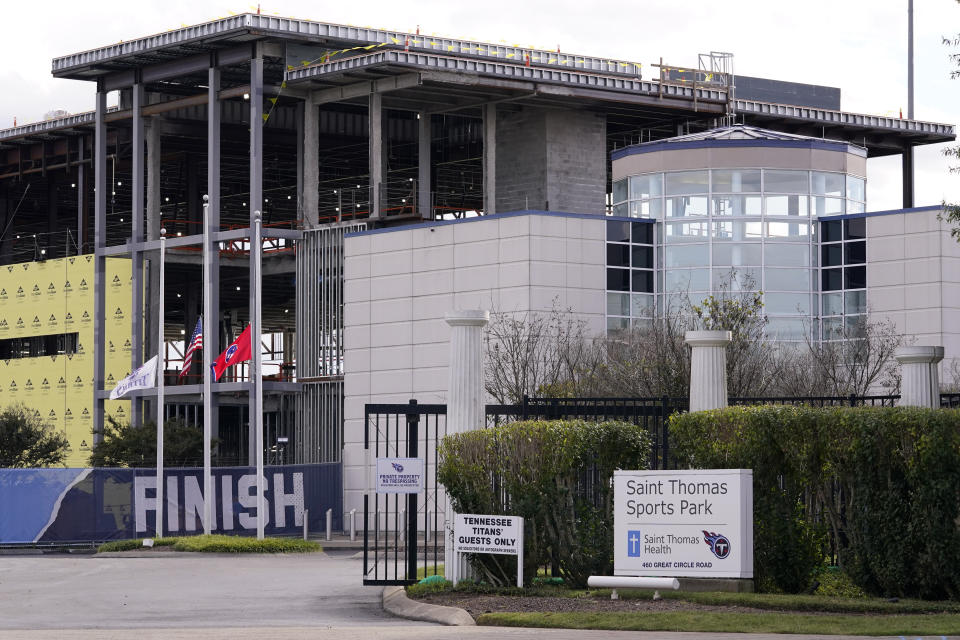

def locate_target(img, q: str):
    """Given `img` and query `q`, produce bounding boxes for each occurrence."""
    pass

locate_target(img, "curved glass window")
[665,170,708,195]
[713,243,761,266]
[666,196,708,217]
[812,172,845,197]
[666,221,710,241]
[630,174,663,200]
[764,170,809,193]
[713,221,762,240]
[713,194,762,216]
[664,244,708,267]
[664,269,709,292]
[765,195,809,217]
[712,169,761,193]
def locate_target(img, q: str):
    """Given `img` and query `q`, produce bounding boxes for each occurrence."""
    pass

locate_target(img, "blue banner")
[0,463,342,544]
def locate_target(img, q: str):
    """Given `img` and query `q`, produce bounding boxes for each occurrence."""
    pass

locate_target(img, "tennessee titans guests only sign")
[614,469,753,579]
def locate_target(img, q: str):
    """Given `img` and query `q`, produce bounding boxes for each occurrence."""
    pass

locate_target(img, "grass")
[477,611,960,636]
[97,535,322,554]
[416,563,444,580]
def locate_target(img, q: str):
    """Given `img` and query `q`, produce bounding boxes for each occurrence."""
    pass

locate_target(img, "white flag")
[109,355,159,400]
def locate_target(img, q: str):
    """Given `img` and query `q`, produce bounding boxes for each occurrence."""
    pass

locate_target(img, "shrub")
[670,406,960,599]
[97,535,321,553]
[438,420,651,588]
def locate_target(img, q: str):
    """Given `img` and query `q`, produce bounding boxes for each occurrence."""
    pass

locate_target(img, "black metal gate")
[363,400,445,586]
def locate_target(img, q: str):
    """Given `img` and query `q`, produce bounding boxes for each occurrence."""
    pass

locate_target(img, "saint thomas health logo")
[703,530,731,559]
[627,530,643,557]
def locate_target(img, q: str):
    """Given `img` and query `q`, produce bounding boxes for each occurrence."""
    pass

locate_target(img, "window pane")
[632,294,654,317]
[664,269,709,292]
[845,290,866,314]
[847,201,865,214]
[631,222,654,244]
[607,267,630,291]
[630,199,662,218]
[666,196,708,217]
[712,169,761,193]
[606,220,630,242]
[607,244,630,267]
[766,268,809,291]
[664,244,709,267]
[812,171,845,197]
[847,176,865,201]
[764,243,811,267]
[666,221,710,241]
[607,292,630,316]
[844,265,866,289]
[630,173,663,200]
[822,268,843,291]
[632,270,654,293]
[764,170,808,193]
[845,315,867,338]
[713,267,760,291]
[607,316,629,332]
[665,170,709,195]
[613,178,628,203]
[822,244,842,267]
[713,220,763,240]
[844,241,866,264]
[813,196,844,217]
[712,243,761,266]
[822,317,844,340]
[822,292,843,316]
[612,203,628,217]
[764,292,810,315]
[765,317,807,340]
[821,220,843,242]
[766,221,811,240]
[712,194,762,216]
[632,245,653,268]
[765,195,809,217]
[845,218,866,240]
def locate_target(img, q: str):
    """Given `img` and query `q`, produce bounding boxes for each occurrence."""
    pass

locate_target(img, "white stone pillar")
[685,330,732,412]
[895,346,944,408]
[445,310,489,433]
[444,309,488,584]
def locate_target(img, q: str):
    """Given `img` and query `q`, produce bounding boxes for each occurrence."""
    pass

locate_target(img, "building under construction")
[0,15,955,513]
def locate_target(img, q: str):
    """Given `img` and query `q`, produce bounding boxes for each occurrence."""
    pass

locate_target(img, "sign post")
[453,514,524,588]
[614,469,753,579]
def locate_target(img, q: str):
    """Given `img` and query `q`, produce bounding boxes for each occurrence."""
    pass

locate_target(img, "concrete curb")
[382,586,475,626]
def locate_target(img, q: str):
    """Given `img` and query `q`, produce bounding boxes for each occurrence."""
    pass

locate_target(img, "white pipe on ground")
[587,576,680,590]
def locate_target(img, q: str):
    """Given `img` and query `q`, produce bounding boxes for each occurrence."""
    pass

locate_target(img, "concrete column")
[368,92,383,220]
[302,95,319,228]
[93,86,107,438]
[895,346,944,408]
[445,310,489,433]
[685,330,731,412]
[418,112,431,220]
[482,104,496,215]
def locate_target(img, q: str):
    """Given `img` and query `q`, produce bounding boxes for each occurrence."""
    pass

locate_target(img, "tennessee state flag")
[212,324,253,381]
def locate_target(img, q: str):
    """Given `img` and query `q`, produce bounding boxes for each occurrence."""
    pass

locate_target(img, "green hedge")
[438,420,651,588]
[670,406,960,599]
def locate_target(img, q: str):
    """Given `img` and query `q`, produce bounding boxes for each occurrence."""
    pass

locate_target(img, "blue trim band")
[343,210,652,237]
[611,138,867,161]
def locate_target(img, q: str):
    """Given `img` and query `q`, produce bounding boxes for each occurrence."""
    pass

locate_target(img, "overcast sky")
[1,0,957,210]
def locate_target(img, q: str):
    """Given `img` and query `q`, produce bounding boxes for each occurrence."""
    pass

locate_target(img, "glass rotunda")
[607,125,867,341]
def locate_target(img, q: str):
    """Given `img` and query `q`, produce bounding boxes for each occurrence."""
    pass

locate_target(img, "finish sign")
[614,469,753,579]
[453,513,524,587]
[374,457,424,494]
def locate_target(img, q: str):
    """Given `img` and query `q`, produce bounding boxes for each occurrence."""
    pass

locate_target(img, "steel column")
[249,44,264,464]
[93,87,107,440]
[903,146,915,209]
[131,82,144,427]
[302,95,319,227]
[369,92,383,220]
[418,112,431,219]
[201,195,213,534]
[145,119,161,363]
[482,103,496,215]
[76,137,86,253]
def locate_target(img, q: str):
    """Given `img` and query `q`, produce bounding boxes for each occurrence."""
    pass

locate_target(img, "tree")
[89,417,210,467]
[942,16,960,239]
[0,404,69,468]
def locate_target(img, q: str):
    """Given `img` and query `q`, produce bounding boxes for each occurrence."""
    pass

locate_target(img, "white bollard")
[349,509,357,542]
[303,508,309,541]
[685,330,732,412]
[325,508,332,541]
[895,346,944,408]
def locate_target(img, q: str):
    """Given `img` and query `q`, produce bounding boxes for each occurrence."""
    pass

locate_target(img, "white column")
[895,346,944,408]
[443,309,489,584]
[685,330,731,412]
[444,310,489,434]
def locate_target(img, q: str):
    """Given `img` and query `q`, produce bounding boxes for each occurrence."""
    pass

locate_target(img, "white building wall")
[867,207,960,382]
[341,212,607,516]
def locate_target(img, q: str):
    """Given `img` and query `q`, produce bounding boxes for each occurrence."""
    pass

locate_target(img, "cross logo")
[627,530,642,557]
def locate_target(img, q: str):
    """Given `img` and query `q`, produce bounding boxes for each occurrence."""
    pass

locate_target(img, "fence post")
[522,394,529,420]
[406,398,419,581]
[848,393,857,408]
[325,508,332,541]
[660,395,670,470]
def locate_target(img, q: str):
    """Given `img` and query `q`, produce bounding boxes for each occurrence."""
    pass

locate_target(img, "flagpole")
[156,228,166,538]
[253,211,265,540]
[202,194,213,535]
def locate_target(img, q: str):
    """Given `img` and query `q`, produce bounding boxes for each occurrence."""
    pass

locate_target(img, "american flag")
[179,317,202,381]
